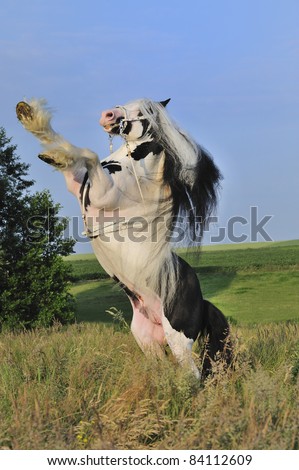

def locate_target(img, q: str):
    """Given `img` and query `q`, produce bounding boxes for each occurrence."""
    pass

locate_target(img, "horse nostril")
[106,111,114,120]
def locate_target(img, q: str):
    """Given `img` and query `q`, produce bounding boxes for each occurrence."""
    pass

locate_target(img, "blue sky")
[1,0,298,252]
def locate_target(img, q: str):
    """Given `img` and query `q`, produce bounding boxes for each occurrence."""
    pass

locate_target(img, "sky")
[1,0,298,252]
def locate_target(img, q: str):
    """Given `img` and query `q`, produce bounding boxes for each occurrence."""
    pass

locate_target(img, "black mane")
[163,144,222,242]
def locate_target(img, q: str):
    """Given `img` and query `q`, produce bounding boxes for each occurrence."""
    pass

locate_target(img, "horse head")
[99,98,171,141]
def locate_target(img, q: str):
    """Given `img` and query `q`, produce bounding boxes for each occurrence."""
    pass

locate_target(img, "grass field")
[0,322,298,449]
[68,240,299,325]
[0,240,298,450]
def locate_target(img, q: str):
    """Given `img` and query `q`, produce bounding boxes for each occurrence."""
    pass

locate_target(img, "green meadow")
[0,240,298,450]
[67,240,299,326]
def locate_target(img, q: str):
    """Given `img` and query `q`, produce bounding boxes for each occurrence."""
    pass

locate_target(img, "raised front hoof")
[38,154,64,168]
[16,101,33,122]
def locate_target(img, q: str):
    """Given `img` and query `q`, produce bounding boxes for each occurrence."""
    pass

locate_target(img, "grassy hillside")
[67,240,299,325]
[66,239,299,279]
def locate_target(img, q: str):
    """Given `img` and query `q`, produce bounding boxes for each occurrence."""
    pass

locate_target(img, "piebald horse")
[16,98,231,379]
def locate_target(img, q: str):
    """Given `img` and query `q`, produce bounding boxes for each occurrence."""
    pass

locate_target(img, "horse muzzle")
[99,107,124,132]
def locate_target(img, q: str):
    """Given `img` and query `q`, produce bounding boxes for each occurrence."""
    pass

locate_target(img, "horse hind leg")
[160,255,204,379]
[162,314,201,379]
[130,303,166,360]
[201,300,232,379]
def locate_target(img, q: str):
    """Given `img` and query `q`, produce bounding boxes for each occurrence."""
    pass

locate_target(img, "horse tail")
[201,299,232,378]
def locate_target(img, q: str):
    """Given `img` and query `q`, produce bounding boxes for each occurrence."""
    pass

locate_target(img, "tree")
[0,127,76,330]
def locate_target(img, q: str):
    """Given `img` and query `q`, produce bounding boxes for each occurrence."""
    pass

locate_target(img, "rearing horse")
[16,97,231,379]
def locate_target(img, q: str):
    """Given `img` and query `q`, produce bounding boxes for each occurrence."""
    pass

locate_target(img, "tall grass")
[0,322,298,450]
[1,241,298,449]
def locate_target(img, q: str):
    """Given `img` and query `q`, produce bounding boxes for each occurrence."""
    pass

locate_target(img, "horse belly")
[91,236,157,289]
[91,234,165,319]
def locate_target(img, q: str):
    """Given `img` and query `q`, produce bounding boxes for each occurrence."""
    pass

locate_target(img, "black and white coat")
[16,97,231,379]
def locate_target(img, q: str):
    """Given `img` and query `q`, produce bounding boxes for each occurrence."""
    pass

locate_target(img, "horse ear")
[159,98,171,108]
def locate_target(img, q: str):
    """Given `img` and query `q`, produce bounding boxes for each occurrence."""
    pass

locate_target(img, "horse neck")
[117,132,155,154]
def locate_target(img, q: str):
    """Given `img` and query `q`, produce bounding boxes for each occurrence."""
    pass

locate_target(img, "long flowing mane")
[138,99,222,244]
[122,99,223,312]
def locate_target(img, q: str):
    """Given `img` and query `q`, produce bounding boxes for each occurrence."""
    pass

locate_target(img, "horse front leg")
[16,99,98,169]
[16,100,56,144]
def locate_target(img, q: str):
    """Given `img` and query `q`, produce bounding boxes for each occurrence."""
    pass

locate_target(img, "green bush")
[0,127,76,330]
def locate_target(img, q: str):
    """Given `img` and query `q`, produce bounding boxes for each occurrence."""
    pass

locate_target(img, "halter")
[108,105,148,203]
[116,105,147,135]
[108,105,147,153]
